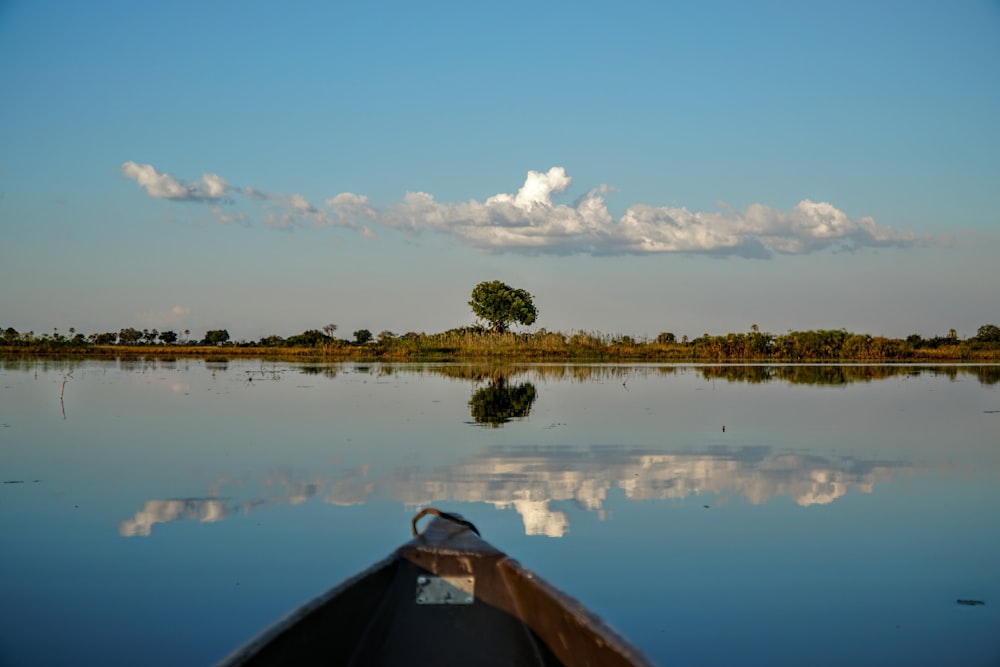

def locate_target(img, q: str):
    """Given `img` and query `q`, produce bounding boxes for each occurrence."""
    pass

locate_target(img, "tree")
[353,329,373,344]
[975,324,1000,343]
[258,334,285,347]
[92,332,117,345]
[159,330,178,345]
[118,327,143,345]
[284,329,331,346]
[468,280,538,333]
[323,323,338,337]
[203,329,230,345]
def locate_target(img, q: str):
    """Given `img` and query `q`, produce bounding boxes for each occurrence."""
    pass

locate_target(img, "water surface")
[1,360,998,666]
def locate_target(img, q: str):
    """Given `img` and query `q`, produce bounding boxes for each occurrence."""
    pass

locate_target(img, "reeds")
[2,328,999,362]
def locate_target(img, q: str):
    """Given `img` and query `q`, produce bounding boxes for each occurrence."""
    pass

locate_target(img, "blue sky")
[1,1,998,341]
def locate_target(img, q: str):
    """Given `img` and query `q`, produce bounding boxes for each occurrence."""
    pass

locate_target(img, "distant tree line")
[0,324,382,350]
[2,323,998,361]
[2,281,998,360]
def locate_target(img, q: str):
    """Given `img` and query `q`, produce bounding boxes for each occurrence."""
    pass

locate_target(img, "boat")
[217,508,654,666]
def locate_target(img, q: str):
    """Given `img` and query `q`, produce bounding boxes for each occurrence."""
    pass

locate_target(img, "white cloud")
[334,167,934,256]
[490,166,572,209]
[123,161,937,256]
[325,192,375,226]
[122,161,233,202]
[263,192,354,230]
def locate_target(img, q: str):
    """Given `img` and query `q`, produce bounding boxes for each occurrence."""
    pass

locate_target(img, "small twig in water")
[60,370,73,419]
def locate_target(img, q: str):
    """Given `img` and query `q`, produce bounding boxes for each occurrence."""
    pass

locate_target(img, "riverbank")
[3,328,999,362]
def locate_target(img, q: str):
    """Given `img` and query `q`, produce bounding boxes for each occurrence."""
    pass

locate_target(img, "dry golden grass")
[3,331,998,362]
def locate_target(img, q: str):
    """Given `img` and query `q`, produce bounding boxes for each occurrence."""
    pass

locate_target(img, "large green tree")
[118,327,143,345]
[468,280,538,333]
[203,329,230,345]
[975,324,1000,343]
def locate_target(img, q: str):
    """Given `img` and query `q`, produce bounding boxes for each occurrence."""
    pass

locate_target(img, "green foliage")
[258,335,285,347]
[468,377,537,427]
[772,329,848,359]
[908,333,959,349]
[118,327,143,345]
[2,327,21,346]
[468,280,538,333]
[2,319,999,362]
[283,329,333,347]
[975,324,1000,343]
[203,329,230,345]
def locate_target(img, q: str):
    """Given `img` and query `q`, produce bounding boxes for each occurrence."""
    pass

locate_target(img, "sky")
[1,0,998,342]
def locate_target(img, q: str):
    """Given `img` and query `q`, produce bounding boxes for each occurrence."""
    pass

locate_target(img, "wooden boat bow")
[217,508,654,666]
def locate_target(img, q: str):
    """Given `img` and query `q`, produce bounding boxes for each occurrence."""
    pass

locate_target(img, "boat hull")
[217,514,652,666]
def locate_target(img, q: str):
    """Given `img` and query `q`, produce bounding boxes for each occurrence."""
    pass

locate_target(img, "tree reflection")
[468,376,537,427]
[695,364,913,385]
[972,366,1000,385]
[425,363,1000,387]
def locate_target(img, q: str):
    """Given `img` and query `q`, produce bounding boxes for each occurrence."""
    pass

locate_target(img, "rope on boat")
[411,507,481,537]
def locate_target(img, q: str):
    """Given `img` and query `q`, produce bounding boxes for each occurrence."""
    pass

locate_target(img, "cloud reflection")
[119,498,228,537]
[389,446,912,536]
[120,448,913,538]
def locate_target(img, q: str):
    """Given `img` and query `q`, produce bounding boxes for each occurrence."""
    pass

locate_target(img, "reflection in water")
[391,446,914,536]
[468,377,537,427]
[120,498,228,537]
[423,362,1000,386]
[121,447,914,538]
[4,357,997,385]
[696,364,1000,386]
[118,469,374,536]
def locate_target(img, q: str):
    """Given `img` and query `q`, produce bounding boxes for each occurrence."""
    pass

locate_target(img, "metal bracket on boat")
[410,507,481,537]
[415,575,475,605]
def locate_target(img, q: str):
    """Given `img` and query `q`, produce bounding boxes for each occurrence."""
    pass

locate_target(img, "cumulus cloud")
[123,162,936,256]
[324,166,934,257]
[122,161,234,202]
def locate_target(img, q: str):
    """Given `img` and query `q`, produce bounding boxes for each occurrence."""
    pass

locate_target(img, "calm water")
[1,359,998,666]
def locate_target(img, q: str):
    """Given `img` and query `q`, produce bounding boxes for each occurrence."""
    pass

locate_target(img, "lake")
[1,359,998,666]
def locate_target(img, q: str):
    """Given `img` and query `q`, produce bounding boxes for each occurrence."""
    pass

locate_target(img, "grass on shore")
[3,328,998,362]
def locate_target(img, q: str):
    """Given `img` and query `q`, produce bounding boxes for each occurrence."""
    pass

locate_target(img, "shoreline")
[2,344,997,364]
